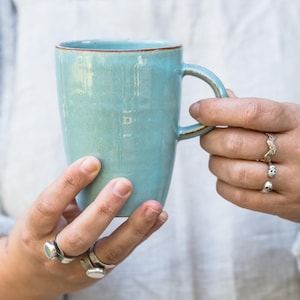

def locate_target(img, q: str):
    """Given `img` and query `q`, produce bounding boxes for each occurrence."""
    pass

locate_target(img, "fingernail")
[226,89,238,98]
[145,206,160,221]
[113,178,132,198]
[189,102,200,118]
[158,211,168,223]
[80,157,100,175]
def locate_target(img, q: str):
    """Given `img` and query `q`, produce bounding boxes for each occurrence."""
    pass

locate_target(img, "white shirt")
[1,0,300,299]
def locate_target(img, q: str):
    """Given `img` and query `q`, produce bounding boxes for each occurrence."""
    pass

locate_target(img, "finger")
[200,127,283,162]
[28,156,101,236]
[140,210,168,243]
[58,178,133,256]
[62,201,82,224]
[94,200,167,265]
[215,179,300,222]
[190,97,296,133]
[209,155,287,192]
[226,89,238,98]
[215,179,283,215]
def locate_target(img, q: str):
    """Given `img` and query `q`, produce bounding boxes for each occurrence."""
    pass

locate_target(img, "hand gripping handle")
[178,64,227,141]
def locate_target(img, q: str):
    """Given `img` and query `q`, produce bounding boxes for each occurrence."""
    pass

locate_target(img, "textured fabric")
[0,215,14,237]
[0,0,16,170]
[1,0,300,299]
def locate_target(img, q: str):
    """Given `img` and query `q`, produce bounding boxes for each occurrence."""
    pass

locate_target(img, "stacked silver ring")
[80,243,115,279]
[43,235,76,264]
[44,236,115,279]
[261,133,277,193]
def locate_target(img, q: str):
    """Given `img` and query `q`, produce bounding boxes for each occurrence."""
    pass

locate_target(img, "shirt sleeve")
[0,214,15,237]
[291,231,300,273]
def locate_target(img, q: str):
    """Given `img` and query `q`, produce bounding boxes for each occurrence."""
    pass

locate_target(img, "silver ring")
[80,243,115,279]
[43,234,76,264]
[80,254,105,279]
[261,180,273,193]
[261,133,277,163]
[268,164,277,178]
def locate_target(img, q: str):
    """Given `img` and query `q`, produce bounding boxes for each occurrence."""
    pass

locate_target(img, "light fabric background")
[1,0,300,299]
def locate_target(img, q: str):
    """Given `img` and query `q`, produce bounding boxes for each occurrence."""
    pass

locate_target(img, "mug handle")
[177,63,227,141]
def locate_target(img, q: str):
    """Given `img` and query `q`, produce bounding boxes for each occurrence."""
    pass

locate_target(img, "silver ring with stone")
[80,243,115,279]
[261,180,273,193]
[43,234,76,264]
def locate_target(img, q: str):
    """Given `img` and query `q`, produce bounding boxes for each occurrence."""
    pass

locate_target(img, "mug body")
[56,40,182,216]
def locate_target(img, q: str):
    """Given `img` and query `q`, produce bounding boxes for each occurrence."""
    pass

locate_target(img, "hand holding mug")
[0,157,167,299]
[190,90,300,222]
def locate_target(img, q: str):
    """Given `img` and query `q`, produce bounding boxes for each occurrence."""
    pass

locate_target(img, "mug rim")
[55,39,182,52]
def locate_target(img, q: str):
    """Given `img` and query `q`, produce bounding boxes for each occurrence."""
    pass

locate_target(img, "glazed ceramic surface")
[55,40,227,216]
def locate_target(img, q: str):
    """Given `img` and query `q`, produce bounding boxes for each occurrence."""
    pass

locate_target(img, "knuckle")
[62,172,82,191]
[216,181,250,209]
[243,100,263,125]
[232,189,251,209]
[34,194,57,218]
[65,231,88,253]
[236,194,251,209]
[19,227,33,249]
[131,223,148,237]
[103,246,124,263]
[225,132,244,156]
[127,215,151,237]
[95,201,116,219]
[230,164,248,186]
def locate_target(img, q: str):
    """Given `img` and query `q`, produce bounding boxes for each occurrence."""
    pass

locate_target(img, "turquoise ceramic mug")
[55,40,227,216]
